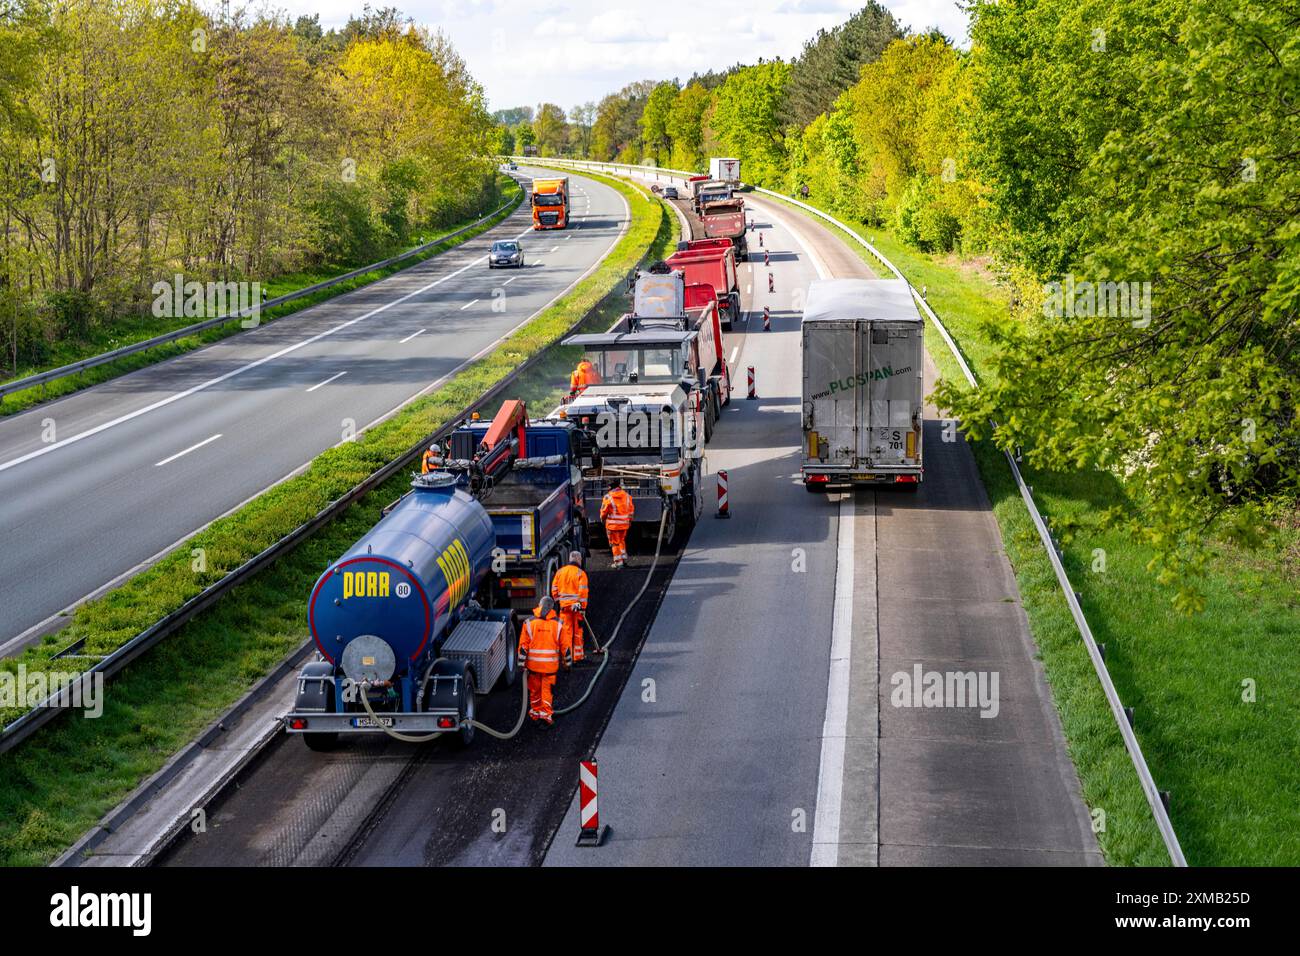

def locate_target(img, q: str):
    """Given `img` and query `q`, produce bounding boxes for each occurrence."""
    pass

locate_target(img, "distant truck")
[709,157,741,185]
[699,196,747,261]
[667,239,741,330]
[532,176,570,229]
[800,279,925,492]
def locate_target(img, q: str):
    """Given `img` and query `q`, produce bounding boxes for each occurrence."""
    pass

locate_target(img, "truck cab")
[531,177,570,229]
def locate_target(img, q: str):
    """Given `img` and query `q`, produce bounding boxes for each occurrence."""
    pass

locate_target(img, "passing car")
[489,239,524,268]
[662,185,679,199]
[507,162,518,170]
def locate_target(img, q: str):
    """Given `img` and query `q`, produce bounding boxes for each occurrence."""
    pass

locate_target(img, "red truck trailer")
[667,240,742,331]
[699,198,747,262]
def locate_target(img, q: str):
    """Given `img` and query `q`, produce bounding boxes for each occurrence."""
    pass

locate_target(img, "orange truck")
[531,176,570,229]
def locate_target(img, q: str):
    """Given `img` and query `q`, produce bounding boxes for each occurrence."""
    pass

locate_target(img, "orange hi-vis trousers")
[559,607,585,662]
[606,527,628,563]
[528,671,556,723]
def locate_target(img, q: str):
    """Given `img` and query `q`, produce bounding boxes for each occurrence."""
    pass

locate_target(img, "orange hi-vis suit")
[421,446,438,473]
[600,487,635,567]
[517,605,568,723]
[569,359,600,395]
[551,562,590,662]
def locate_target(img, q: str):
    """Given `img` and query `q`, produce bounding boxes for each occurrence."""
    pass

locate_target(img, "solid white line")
[550,246,560,253]
[306,371,346,392]
[459,299,479,311]
[729,346,738,365]
[503,277,517,285]
[399,329,425,344]
[154,433,222,468]
[0,249,495,475]
[811,495,855,866]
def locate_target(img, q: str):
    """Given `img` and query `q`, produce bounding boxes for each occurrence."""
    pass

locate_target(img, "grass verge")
[776,195,1300,866]
[0,178,524,417]
[0,170,674,866]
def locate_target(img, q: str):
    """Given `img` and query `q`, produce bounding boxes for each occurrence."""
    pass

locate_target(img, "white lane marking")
[503,277,518,285]
[306,371,347,392]
[811,495,856,866]
[459,298,480,311]
[729,346,738,365]
[565,235,572,240]
[399,329,425,344]
[0,248,496,475]
[759,201,830,280]
[746,284,752,294]
[154,433,222,468]
[550,246,560,253]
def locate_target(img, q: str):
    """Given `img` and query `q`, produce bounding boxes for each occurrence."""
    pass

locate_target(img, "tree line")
[0,1,497,374]
[498,0,1297,606]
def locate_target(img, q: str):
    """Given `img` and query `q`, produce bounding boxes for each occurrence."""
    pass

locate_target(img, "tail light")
[289,718,308,730]
[807,473,829,483]
[894,474,919,484]
[437,716,457,729]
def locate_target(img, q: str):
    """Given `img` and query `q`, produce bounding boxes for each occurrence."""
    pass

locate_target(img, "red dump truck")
[699,196,747,261]
[667,239,742,331]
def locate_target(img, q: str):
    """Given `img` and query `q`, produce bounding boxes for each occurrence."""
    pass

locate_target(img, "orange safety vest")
[600,488,634,530]
[518,608,563,674]
[551,564,589,609]
[421,447,438,474]
[570,360,599,392]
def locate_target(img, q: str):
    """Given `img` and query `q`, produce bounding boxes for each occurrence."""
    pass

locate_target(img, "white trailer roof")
[802,279,923,325]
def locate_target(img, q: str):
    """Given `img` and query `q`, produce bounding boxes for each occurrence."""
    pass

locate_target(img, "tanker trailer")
[285,471,517,751]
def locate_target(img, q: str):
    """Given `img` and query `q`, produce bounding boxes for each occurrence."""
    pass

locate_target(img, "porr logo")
[342,570,391,599]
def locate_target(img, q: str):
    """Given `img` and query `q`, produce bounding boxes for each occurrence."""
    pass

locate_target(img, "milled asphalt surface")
[544,181,1102,866]
[0,166,627,646]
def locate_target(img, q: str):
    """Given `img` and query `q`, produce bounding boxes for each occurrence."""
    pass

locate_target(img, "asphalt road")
[543,180,1102,866]
[0,166,627,648]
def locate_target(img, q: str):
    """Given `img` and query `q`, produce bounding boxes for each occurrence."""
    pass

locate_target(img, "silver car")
[489,239,523,268]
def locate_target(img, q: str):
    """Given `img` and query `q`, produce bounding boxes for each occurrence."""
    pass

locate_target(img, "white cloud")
[237,0,970,109]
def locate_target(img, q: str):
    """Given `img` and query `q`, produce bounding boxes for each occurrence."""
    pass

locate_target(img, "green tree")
[639,81,678,165]
[936,0,1300,608]
[533,102,568,156]
[708,61,792,186]
[667,83,710,171]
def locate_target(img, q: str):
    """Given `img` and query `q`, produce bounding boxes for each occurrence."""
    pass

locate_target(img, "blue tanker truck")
[284,401,588,750]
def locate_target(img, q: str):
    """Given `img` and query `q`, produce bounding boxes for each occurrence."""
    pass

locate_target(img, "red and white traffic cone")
[763,306,771,331]
[767,272,775,293]
[576,758,609,847]
[747,365,757,400]
[763,249,770,267]
[758,232,764,248]
[715,469,731,519]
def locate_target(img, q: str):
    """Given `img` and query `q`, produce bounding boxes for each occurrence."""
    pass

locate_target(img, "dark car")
[662,185,679,199]
[489,239,523,268]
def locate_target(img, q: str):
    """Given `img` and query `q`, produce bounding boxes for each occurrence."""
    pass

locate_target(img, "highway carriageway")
[0,166,626,654]
[81,181,1101,868]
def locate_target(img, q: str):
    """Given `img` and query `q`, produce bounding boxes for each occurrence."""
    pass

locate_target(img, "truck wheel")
[304,732,338,752]
[457,672,477,748]
[499,611,520,689]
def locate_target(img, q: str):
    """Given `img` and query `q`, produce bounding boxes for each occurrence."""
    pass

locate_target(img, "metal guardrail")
[524,156,1188,866]
[0,193,628,756]
[0,189,524,403]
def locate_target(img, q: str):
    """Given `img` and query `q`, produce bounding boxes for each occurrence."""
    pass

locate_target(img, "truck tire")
[499,611,520,689]
[424,659,476,748]
[304,732,338,752]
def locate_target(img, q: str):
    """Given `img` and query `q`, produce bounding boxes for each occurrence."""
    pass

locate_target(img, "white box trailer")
[709,157,740,184]
[800,279,925,491]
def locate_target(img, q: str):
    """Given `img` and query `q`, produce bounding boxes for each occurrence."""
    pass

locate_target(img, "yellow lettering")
[379,572,390,597]
[343,572,354,600]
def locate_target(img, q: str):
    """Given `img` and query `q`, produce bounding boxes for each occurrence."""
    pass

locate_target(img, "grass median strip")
[0,170,671,866]
[775,195,1299,866]
[0,178,524,418]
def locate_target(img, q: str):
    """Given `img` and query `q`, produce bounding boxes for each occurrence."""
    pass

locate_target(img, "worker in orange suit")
[600,478,635,569]
[421,445,438,473]
[551,550,590,662]
[569,357,600,398]
[517,596,569,726]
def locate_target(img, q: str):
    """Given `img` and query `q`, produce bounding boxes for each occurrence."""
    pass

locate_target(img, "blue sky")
[251,1,971,111]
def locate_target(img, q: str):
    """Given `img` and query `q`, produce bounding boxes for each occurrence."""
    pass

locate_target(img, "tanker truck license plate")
[351,716,394,728]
